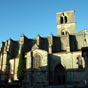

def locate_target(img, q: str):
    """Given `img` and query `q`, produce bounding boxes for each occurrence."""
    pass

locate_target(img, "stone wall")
[52,51,87,83]
[9,57,19,82]
[60,35,70,52]
[25,49,48,86]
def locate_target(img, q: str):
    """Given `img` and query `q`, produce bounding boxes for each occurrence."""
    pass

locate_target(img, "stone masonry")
[0,10,88,88]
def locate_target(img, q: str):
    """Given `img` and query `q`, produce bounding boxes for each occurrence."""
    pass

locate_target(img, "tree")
[17,45,24,81]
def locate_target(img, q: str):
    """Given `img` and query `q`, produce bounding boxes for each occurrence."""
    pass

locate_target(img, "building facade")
[0,10,88,88]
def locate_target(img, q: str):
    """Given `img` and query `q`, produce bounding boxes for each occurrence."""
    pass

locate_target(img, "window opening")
[33,54,41,69]
[77,55,83,69]
[64,16,67,23]
[60,13,68,24]
[60,17,63,24]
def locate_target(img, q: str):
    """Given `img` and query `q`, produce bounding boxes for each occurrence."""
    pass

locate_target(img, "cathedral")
[0,10,88,88]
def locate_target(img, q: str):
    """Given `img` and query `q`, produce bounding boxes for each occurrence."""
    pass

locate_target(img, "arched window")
[60,13,68,24]
[33,53,41,69]
[64,16,67,23]
[60,16,63,24]
[77,55,83,69]
[61,31,65,35]
[61,29,69,35]
[66,31,69,35]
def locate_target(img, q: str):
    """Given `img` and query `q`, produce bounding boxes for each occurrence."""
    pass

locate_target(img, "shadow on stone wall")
[69,35,78,51]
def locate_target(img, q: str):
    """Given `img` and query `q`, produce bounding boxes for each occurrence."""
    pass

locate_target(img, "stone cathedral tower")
[56,10,77,36]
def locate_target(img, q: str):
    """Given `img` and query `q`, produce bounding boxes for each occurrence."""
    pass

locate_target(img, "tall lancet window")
[64,16,67,23]
[33,53,41,69]
[60,13,67,24]
[60,16,63,24]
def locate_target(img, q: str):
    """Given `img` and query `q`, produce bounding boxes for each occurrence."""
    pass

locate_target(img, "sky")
[0,0,88,43]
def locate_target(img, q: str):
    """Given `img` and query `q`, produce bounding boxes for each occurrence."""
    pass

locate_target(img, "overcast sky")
[0,0,88,42]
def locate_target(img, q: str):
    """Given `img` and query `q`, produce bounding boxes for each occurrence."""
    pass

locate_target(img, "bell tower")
[56,10,77,36]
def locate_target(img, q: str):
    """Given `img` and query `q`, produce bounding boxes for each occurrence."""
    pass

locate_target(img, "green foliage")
[17,45,24,81]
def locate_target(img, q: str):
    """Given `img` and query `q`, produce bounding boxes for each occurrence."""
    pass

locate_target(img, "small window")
[61,29,69,35]
[61,32,64,35]
[66,31,69,35]
[77,55,83,69]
